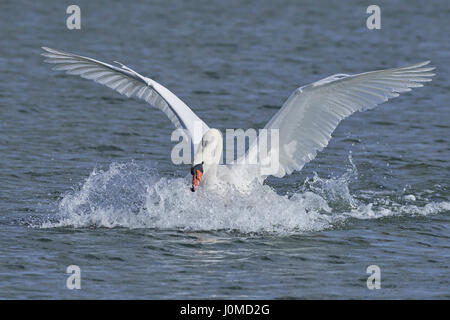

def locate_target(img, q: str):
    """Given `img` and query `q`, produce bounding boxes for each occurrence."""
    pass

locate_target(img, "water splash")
[39,159,450,234]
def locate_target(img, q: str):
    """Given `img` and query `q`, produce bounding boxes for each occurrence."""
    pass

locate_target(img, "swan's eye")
[202,140,208,147]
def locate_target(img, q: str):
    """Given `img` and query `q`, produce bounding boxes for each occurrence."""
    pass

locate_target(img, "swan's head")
[191,129,223,192]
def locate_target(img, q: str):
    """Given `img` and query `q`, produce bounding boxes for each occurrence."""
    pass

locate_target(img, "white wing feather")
[41,47,209,147]
[263,61,435,177]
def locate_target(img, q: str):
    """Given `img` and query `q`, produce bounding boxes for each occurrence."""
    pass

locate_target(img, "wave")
[38,159,450,234]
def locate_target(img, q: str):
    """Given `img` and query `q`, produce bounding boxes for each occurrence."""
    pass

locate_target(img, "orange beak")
[190,163,204,192]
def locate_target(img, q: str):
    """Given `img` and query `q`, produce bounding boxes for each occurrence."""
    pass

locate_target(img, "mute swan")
[41,47,434,192]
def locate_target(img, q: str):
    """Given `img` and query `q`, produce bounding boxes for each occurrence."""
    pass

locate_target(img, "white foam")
[39,161,450,234]
[404,194,416,202]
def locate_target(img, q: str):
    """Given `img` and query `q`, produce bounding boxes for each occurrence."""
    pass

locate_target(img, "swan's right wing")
[260,61,435,178]
[41,47,209,147]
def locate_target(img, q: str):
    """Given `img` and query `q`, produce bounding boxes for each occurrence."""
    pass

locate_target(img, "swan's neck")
[203,142,222,184]
[192,128,223,187]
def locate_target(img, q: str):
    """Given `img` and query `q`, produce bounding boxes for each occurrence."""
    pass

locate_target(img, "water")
[0,0,449,299]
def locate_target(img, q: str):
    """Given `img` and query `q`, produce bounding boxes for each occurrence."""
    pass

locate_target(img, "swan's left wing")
[41,47,209,148]
[261,61,435,177]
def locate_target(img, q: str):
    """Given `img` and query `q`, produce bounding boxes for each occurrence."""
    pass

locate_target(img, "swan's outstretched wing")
[263,61,435,177]
[41,47,209,147]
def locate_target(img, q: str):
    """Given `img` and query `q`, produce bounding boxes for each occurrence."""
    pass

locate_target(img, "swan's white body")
[42,47,434,191]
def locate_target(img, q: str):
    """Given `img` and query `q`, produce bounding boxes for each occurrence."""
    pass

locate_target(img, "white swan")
[41,47,435,192]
